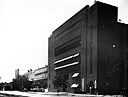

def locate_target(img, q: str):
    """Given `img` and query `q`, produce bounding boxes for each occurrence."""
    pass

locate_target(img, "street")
[0,91,103,97]
[0,94,8,97]
[0,91,71,97]
[0,91,123,97]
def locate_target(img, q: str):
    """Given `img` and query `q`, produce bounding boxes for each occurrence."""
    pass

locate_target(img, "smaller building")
[29,66,48,89]
[12,66,48,91]
[33,66,48,81]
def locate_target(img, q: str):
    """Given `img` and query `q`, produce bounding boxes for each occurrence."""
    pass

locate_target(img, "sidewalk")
[0,91,123,97]
[0,91,31,97]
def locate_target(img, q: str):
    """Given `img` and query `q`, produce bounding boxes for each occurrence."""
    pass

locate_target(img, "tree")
[20,75,32,91]
[53,76,67,92]
[12,75,32,91]
[12,78,20,90]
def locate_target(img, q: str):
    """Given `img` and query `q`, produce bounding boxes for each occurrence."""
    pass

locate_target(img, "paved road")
[0,94,9,97]
[0,91,110,97]
[0,94,6,97]
[0,93,27,97]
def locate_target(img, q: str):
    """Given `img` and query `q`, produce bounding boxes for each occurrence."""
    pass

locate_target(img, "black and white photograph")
[0,0,128,97]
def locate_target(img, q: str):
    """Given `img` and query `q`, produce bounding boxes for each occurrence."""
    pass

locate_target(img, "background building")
[15,69,19,79]
[48,1,128,95]
[24,69,33,81]
[12,66,48,91]
[30,66,48,89]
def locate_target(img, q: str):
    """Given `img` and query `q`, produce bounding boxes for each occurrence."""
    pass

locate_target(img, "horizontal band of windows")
[35,72,48,76]
[55,42,81,56]
[54,53,79,64]
[54,36,81,56]
[34,77,48,81]
[54,61,79,70]
[54,56,80,68]
[55,19,82,40]
[55,36,81,50]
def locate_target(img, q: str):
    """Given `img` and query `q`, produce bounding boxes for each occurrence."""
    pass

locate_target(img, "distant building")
[15,69,19,79]
[33,66,48,80]
[24,69,33,81]
[48,1,128,95]
[26,66,48,89]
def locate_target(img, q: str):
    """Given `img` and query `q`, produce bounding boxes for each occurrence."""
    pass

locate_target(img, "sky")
[0,0,128,82]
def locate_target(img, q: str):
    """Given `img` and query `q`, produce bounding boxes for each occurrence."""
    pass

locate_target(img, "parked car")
[31,88,45,92]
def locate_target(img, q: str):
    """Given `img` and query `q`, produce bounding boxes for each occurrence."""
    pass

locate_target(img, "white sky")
[0,0,128,82]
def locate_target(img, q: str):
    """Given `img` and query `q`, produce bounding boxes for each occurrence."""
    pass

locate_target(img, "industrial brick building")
[48,1,128,95]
